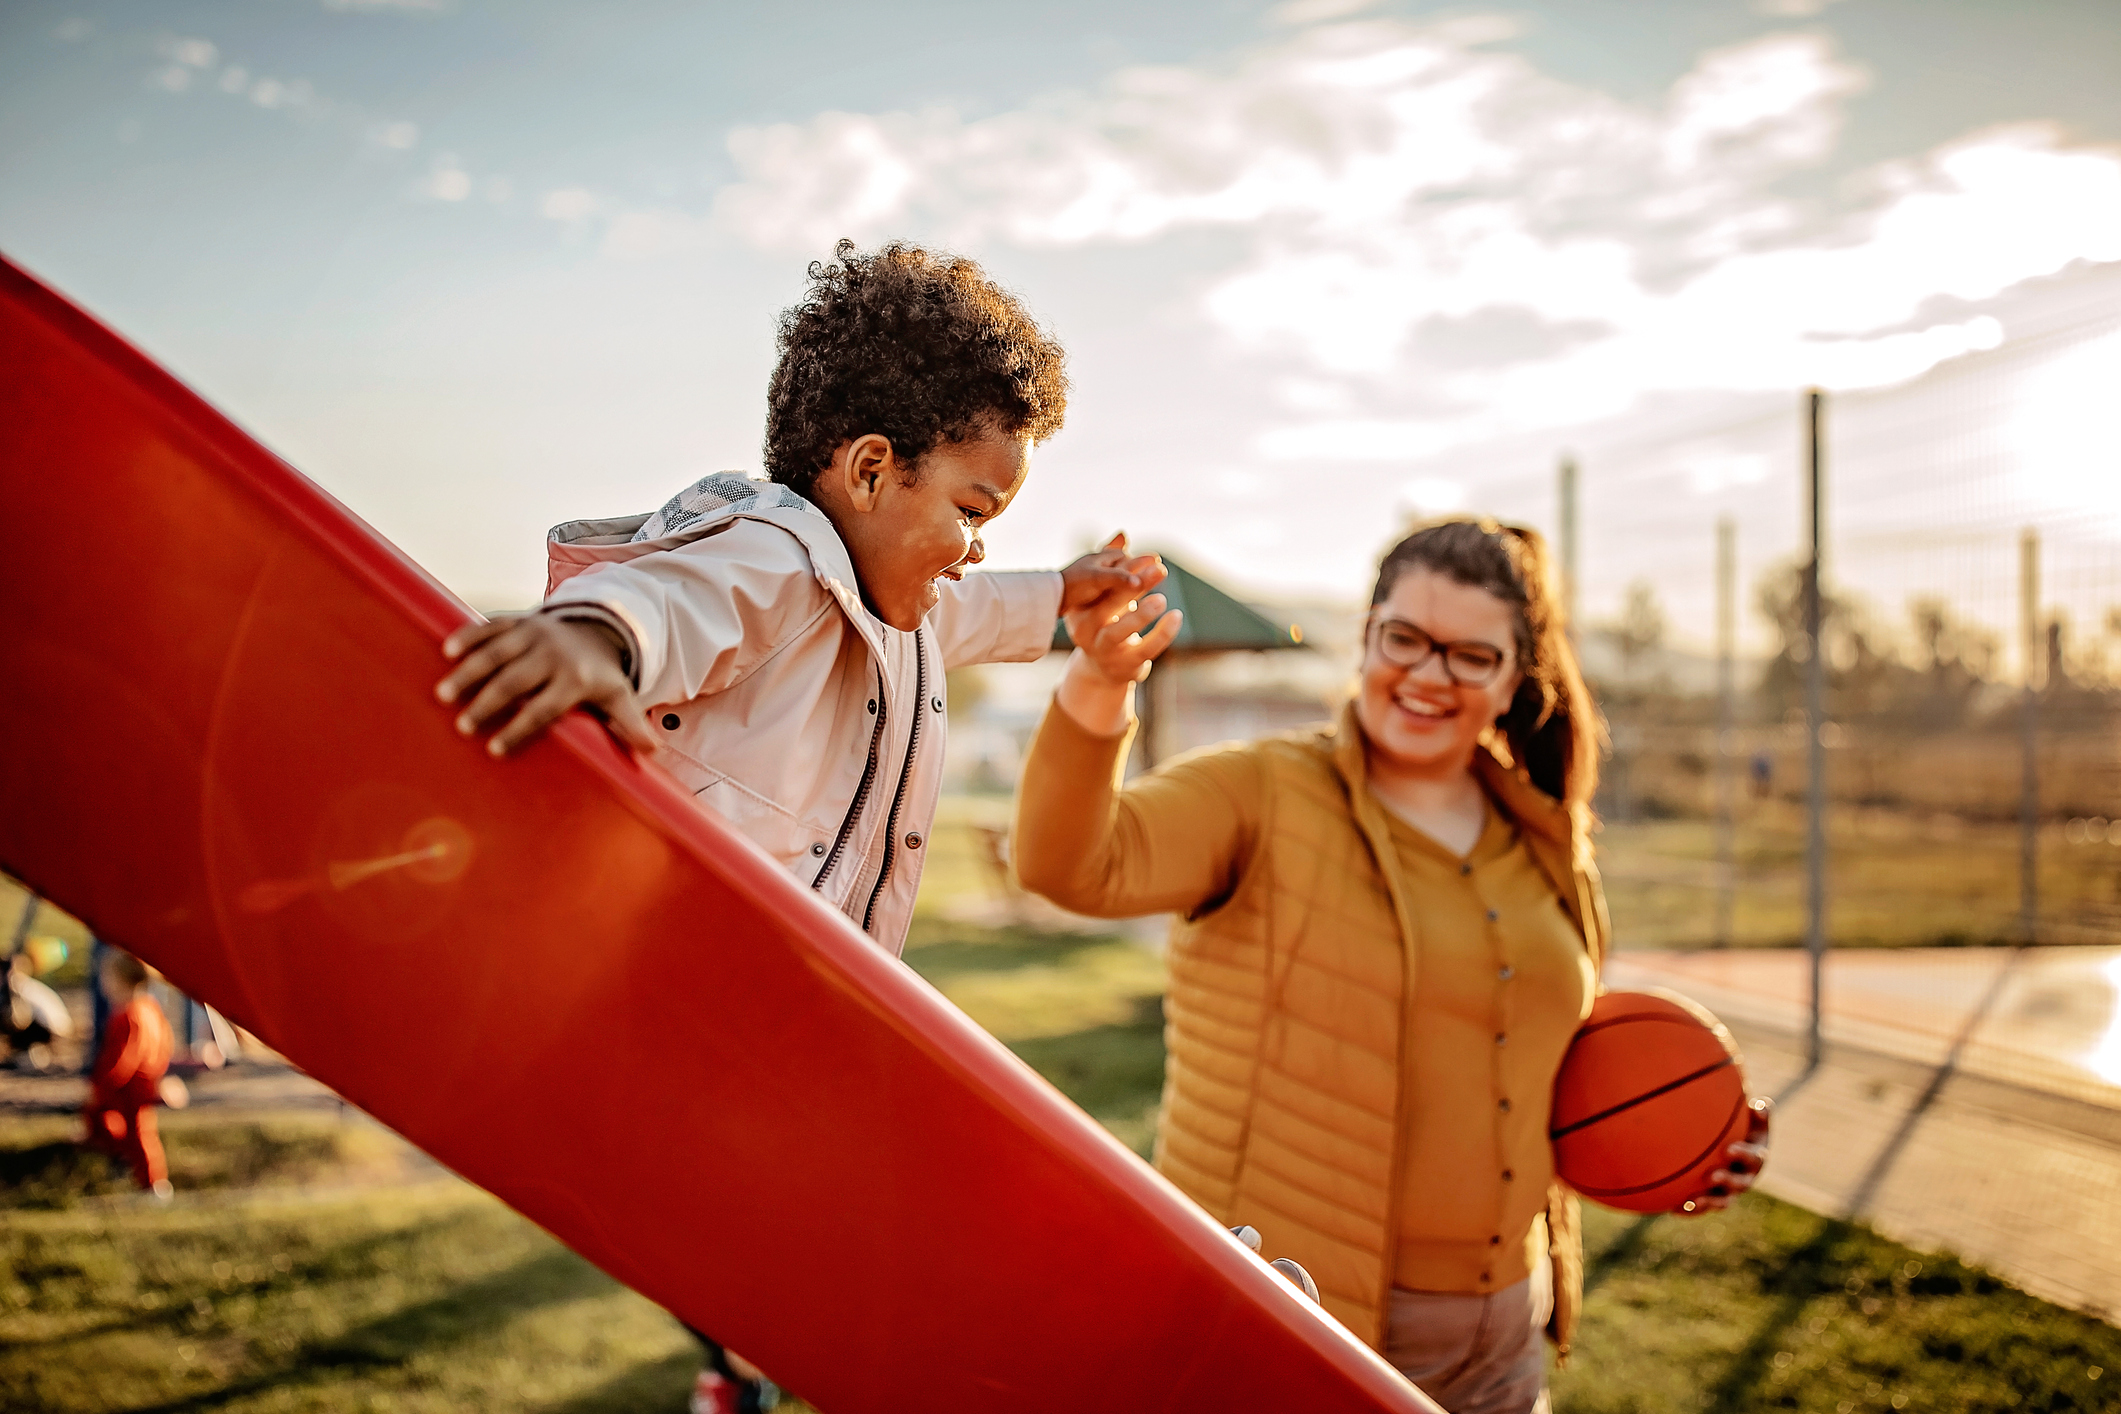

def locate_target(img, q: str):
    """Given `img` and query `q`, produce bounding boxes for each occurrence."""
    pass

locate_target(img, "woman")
[1014,519,1766,1413]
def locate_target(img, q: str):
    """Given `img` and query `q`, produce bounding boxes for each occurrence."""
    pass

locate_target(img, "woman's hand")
[1055,535,1182,736]
[435,613,659,757]
[1675,1096,1771,1215]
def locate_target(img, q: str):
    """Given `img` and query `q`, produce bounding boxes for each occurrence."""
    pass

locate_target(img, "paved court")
[1610,947,2121,1321]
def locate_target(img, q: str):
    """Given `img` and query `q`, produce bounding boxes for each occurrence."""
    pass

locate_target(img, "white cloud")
[250,77,310,109]
[2002,328,2121,522]
[1401,475,1468,514]
[423,160,472,201]
[1682,450,1774,495]
[539,187,600,221]
[1753,0,1844,16]
[1270,0,1382,25]
[602,208,715,259]
[706,15,2121,463]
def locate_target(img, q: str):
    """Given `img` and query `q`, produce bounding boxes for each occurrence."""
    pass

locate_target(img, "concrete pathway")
[1610,948,2121,1322]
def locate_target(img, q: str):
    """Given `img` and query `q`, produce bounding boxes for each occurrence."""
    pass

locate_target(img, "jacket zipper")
[862,629,927,934]
[813,665,886,893]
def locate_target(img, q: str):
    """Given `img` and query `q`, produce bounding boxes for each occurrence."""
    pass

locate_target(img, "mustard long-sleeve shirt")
[1377,802,1594,1294]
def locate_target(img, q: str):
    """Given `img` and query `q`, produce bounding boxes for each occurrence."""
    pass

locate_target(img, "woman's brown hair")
[1368,517,1604,816]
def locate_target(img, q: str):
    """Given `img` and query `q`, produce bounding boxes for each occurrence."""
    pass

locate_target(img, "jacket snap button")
[904,832,924,849]
[1498,1098,1512,1113]
[810,842,826,857]
[661,713,681,730]
[1502,1168,1515,1182]
[931,695,944,712]
[867,699,877,714]
[1460,863,1472,876]
[1486,908,1499,922]
[1498,965,1514,981]
[1495,1032,1507,1047]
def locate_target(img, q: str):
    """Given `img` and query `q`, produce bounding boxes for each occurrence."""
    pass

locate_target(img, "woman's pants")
[1385,1262,1552,1414]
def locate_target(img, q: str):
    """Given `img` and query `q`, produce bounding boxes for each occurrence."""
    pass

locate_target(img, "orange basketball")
[1549,989,1750,1214]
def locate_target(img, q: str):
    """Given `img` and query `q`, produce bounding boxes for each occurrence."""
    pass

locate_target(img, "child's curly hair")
[764,240,1068,493]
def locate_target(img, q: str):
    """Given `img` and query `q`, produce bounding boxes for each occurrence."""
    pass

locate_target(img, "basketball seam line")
[1569,1097,1746,1197]
[1546,1056,1736,1141]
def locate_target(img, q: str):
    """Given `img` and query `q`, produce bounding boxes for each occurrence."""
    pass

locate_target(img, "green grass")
[0,1115,413,1211]
[903,915,1168,1154]
[2,1179,700,1414]
[1561,1202,2121,1413]
[1596,802,2121,949]
[7,820,2119,1410]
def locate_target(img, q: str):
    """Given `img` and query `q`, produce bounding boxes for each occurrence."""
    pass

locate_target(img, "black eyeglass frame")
[1365,614,1514,687]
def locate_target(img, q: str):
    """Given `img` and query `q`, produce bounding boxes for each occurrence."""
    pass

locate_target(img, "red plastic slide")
[0,256,1440,1411]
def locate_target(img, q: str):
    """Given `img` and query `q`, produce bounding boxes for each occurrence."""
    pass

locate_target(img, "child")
[4,948,74,1071]
[83,950,174,1199]
[433,239,1149,1412]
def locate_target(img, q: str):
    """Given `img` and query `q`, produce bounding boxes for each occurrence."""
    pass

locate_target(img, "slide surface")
[0,257,1439,1411]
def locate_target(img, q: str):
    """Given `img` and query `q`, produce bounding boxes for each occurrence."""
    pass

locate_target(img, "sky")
[4,0,2120,650]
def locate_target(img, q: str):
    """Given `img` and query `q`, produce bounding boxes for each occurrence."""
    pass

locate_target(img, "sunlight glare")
[2083,953,2121,1086]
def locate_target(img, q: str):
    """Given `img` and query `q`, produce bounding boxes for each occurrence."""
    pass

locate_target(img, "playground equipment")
[0,255,1439,1412]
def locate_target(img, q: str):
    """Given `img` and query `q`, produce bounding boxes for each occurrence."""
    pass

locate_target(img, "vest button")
[905,832,924,849]
[1502,1168,1515,1182]
[810,842,827,857]
[1486,908,1499,922]
[1495,1032,1507,1047]
[1460,862,1472,875]
[1498,1098,1512,1113]
[661,713,680,730]
[1498,965,1514,981]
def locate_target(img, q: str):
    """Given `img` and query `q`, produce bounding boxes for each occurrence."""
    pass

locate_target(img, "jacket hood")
[546,472,827,555]
[545,473,886,658]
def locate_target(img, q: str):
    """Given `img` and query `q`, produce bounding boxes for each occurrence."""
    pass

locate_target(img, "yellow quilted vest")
[1152,703,1610,1354]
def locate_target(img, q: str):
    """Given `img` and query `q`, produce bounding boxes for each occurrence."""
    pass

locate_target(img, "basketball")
[1550,989,1750,1214]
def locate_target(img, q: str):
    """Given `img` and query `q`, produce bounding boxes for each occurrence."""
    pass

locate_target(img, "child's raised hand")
[1053,535,1183,737]
[435,614,659,758]
[1059,532,1144,611]
[1061,533,1177,677]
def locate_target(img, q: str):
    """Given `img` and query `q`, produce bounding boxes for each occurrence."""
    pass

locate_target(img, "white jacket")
[542,475,1060,955]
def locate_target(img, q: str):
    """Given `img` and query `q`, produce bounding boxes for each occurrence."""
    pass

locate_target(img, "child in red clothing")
[84,951,173,1199]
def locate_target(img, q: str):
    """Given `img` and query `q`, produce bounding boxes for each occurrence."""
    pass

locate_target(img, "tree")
[1615,581,1667,684]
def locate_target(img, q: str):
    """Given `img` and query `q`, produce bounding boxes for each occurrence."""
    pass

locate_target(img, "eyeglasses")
[1368,616,1511,686]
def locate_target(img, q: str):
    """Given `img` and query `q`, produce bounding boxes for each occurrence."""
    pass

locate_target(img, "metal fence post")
[1716,516,1737,949]
[1558,454,1579,637]
[1805,389,1827,1068]
[2021,527,2040,946]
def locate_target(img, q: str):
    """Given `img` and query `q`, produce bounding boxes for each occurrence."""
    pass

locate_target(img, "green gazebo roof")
[1051,554,1304,654]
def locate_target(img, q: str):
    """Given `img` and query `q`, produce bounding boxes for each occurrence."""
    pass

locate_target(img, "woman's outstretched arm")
[1012,656,1262,920]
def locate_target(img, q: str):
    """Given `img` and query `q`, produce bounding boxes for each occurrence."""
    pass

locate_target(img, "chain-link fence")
[1490,303,2121,1107]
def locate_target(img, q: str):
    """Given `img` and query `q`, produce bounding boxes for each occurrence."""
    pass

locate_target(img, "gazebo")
[1053,553,1307,767]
